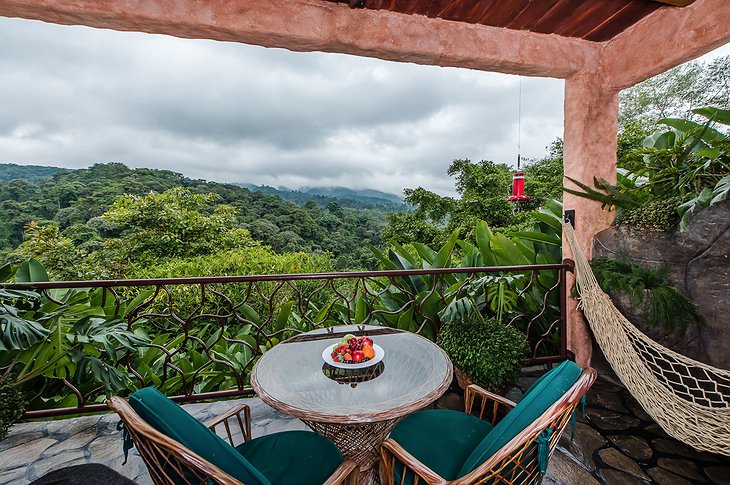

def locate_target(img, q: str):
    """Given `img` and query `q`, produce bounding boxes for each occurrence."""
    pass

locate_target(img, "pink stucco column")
[562,74,618,367]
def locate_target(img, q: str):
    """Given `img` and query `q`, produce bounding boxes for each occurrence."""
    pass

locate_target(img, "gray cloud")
[0,17,568,196]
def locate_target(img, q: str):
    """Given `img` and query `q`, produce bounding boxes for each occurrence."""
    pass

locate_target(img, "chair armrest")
[465,384,517,425]
[204,404,252,446]
[323,460,360,485]
[380,438,447,485]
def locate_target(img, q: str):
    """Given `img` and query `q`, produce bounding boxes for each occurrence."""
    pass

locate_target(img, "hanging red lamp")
[508,155,530,202]
[508,77,530,203]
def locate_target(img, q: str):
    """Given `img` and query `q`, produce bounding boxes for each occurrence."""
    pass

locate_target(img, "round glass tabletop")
[251,325,453,423]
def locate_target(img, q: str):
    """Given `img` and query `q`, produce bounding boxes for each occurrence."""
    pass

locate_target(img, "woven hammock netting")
[563,221,730,456]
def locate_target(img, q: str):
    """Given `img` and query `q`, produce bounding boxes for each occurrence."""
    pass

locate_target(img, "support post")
[562,73,618,367]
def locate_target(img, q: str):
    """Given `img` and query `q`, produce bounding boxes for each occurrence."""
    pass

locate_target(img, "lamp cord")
[517,76,522,170]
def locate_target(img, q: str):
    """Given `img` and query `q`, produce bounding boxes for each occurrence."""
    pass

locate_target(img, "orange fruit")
[363,345,375,359]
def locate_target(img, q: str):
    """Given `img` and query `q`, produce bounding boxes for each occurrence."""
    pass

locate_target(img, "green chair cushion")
[388,409,494,483]
[235,430,343,485]
[129,387,270,485]
[458,360,582,477]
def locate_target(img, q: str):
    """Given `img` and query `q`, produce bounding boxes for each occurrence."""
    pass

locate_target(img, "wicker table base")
[303,419,400,485]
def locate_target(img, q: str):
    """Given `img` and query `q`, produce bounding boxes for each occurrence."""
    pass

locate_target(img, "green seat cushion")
[388,409,494,483]
[129,387,270,485]
[235,430,343,485]
[458,360,582,477]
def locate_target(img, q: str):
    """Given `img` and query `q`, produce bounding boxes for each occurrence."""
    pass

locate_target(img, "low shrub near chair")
[437,315,527,392]
[0,374,26,440]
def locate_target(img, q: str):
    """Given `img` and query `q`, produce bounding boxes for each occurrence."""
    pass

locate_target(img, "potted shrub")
[437,315,528,393]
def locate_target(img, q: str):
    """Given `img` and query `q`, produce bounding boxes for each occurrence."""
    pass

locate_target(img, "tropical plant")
[0,259,149,411]
[590,257,704,334]
[565,107,730,232]
[437,315,528,392]
[368,200,565,356]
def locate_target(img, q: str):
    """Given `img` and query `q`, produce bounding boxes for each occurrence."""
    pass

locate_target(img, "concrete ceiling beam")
[0,0,602,78]
[601,0,730,92]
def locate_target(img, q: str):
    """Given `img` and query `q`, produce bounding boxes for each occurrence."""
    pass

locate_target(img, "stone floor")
[2,367,729,485]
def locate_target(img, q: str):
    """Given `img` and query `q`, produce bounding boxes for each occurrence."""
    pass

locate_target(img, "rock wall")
[592,201,730,370]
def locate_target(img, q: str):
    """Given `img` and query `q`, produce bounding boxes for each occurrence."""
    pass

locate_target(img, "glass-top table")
[251,325,453,484]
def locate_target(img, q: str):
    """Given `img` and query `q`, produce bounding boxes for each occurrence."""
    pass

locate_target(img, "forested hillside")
[0,163,388,271]
[0,163,69,182]
[240,184,407,211]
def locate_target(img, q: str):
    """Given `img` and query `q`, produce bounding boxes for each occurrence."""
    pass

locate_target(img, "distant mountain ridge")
[0,163,406,211]
[0,163,70,182]
[238,184,407,210]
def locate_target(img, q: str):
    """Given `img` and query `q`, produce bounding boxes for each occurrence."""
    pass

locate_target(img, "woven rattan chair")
[379,361,597,485]
[109,389,359,485]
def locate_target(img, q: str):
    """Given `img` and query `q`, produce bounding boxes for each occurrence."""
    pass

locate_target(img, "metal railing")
[6,262,572,418]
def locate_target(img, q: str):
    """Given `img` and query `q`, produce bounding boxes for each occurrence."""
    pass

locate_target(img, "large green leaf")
[437,297,472,324]
[411,243,438,266]
[125,288,156,317]
[476,222,497,266]
[509,231,561,247]
[0,304,50,350]
[490,233,529,266]
[678,188,714,232]
[658,118,724,142]
[368,244,398,270]
[392,243,420,268]
[533,208,562,232]
[711,175,730,205]
[692,107,730,126]
[274,301,294,331]
[394,306,415,332]
[389,249,427,294]
[15,259,49,283]
[0,263,13,283]
[354,295,368,325]
[434,229,460,268]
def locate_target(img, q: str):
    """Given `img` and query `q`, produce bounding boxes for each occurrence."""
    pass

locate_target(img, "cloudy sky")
[0,18,727,197]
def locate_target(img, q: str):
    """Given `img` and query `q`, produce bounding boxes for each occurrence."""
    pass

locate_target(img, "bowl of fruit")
[322,333,384,369]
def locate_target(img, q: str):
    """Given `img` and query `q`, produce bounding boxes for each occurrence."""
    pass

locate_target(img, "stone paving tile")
[607,434,653,461]
[647,466,694,484]
[544,448,601,485]
[559,422,606,472]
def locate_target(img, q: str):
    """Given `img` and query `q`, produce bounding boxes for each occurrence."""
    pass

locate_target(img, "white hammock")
[563,220,730,456]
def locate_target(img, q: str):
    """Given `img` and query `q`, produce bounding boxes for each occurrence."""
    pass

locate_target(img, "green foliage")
[566,107,730,232]
[0,260,149,412]
[372,201,564,355]
[101,187,255,266]
[383,156,563,247]
[590,258,704,334]
[0,163,69,182]
[619,56,729,127]
[12,222,85,280]
[617,121,653,172]
[437,315,528,391]
[0,373,26,440]
[615,197,682,232]
[0,163,388,271]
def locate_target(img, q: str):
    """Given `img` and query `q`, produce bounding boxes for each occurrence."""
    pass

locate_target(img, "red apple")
[353,350,365,363]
